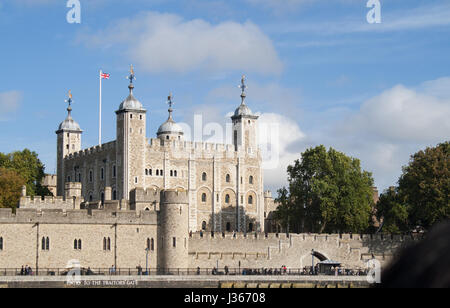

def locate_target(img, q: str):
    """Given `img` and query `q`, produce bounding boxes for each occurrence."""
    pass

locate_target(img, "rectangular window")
[173,237,176,248]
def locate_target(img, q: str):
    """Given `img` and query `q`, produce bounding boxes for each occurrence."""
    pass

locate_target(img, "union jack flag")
[101,72,110,79]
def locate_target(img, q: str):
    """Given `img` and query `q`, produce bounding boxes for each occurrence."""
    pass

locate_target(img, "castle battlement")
[19,195,83,210]
[148,138,247,158]
[0,208,157,225]
[66,141,116,160]
[188,232,418,243]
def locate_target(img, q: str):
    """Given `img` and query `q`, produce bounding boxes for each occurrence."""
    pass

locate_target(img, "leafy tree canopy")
[0,149,51,197]
[0,167,26,209]
[275,145,375,234]
[397,141,449,230]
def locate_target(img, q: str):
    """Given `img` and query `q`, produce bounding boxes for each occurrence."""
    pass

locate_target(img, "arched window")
[103,238,107,251]
[149,169,152,176]
[112,165,116,178]
[201,193,207,203]
[78,239,82,250]
[174,170,177,177]
[74,239,78,250]
[202,221,207,231]
[151,238,154,251]
[107,238,111,251]
[89,170,93,183]
[202,172,207,181]
[225,194,230,204]
[42,237,50,251]
[170,170,173,177]
[156,170,159,176]
[249,176,254,185]
[89,194,93,202]
[145,169,148,176]
[248,195,254,204]
[101,168,104,180]
[226,174,231,183]
[0,237,3,250]
[248,195,253,205]
[147,238,151,250]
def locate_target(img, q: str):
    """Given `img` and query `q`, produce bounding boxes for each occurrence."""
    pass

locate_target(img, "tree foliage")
[0,149,51,197]
[376,188,409,234]
[397,141,449,229]
[274,145,375,234]
[0,167,26,209]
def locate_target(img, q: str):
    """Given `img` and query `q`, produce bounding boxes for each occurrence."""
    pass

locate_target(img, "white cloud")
[324,77,450,191]
[339,83,450,143]
[0,91,22,120]
[78,11,283,75]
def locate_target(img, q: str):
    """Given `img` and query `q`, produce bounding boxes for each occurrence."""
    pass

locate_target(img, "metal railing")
[0,267,370,277]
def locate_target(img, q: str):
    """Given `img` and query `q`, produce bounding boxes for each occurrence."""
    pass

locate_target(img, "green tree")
[376,188,409,234]
[274,145,375,234]
[0,167,26,209]
[398,142,449,229]
[0,149,51,197]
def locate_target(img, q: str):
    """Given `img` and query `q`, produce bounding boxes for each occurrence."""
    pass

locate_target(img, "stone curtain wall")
[188,233,418,270]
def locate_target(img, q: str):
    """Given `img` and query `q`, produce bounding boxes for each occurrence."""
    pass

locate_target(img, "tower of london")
[57,70,265,233]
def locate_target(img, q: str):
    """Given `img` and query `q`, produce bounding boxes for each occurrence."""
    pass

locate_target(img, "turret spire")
[126,64,136,94]
[65,90,73,116]
[238,75,247,105]
[167,93,174,121]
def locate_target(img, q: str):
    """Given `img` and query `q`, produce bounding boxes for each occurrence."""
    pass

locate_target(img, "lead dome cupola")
[157,93,184,140]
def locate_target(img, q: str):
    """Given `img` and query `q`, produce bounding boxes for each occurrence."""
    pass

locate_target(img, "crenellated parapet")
[0,208,157,225]
[66,141,116,160]
[148,138,247,158]
[19,195,83,210]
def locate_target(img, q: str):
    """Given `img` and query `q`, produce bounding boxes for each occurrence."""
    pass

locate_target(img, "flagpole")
[99,70,102,146]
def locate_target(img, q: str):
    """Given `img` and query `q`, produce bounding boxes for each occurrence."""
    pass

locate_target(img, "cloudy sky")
[0,0,449,194]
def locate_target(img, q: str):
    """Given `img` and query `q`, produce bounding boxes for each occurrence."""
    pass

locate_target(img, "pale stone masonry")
[56,73,264,233]
[0,71,405,272]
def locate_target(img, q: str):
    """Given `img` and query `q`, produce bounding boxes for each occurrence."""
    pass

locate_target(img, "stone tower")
[115,66,147,200]
[158,189,189,272]
[56,91,82,197]
[231,75,259,154]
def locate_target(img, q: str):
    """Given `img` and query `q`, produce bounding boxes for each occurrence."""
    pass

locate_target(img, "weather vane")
[167,93,174,109]
[239,75,247,95]
[65,90,73,107]
[127,64,136,84]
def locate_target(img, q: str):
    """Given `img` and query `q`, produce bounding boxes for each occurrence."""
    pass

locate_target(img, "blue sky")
[0,0,449,193]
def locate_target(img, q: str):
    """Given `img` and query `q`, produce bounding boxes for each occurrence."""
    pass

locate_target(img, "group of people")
[19,265,33,276]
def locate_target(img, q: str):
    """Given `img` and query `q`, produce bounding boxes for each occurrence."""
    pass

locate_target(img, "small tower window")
[113,190,117,200]
[226,174,231,183]
[225,194,230,204]
[170,170,173,177]
[130,114,133,119]
[156,170,159,176]
[248,195,253,205]
[101,168,104,180]
[202,172,207,181]
[145,169,148,176]
[173,237,176,248]
[202,221,207,231]
[0,237,3,251]
[112,165,116,178]
[201,193,207,203]
[149,169,152,176]
[89,170,93,183]
[249,176,254,185]
[174,170,177,177]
